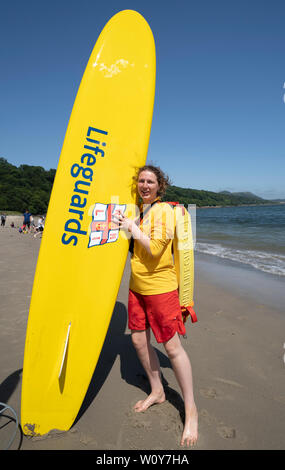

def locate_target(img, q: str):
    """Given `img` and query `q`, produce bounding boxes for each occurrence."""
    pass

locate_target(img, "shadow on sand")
[0,302,185,448]
[0,369,23,450]
[74,301,185,427]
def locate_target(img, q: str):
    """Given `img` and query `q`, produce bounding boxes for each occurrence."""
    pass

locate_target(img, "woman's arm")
[113,207,174,257]
[113,211,152,255]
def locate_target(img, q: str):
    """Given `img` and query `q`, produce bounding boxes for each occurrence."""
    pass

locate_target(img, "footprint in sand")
[215,310,224,316]
[200,408,214,426]
[128,396,186,448]
[200,410,238,441]
[200,387,218,399]
[217,425,236,439]
[200,379,245,402]
[131,418,152,431]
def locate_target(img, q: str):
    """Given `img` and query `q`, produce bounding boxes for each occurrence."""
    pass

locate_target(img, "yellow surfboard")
[21,10,156,436]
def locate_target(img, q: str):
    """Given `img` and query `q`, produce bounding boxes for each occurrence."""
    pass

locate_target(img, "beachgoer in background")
[22,210,31,232]
[1,214,6,227]
[113,165,198,447]
[30,215,36,232]
[34,216,45,238]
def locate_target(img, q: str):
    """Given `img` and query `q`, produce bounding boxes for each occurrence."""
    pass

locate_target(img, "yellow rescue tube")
[173,205,197,323]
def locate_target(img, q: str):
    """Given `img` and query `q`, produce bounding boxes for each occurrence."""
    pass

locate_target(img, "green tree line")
[0,157,271,214]
[0,158,55,214]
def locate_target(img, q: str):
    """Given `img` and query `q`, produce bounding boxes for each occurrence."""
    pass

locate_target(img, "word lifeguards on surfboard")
[88,203,126,247]
[62,126,108,247]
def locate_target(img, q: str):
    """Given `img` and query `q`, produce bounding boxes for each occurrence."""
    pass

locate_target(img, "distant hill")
[219,190,264,199]
[164,185,272,207]
[0,157,277,213]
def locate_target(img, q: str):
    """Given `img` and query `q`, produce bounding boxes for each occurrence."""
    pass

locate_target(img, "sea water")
[194,204,285,277]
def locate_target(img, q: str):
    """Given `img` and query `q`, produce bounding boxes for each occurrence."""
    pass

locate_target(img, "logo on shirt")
[88,203,126,247]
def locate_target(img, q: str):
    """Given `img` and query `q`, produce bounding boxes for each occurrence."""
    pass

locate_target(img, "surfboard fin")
[58,323,71,392]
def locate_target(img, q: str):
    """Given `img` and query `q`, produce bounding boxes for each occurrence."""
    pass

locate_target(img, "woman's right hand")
[112,210,153,255]
[112,210,133,232]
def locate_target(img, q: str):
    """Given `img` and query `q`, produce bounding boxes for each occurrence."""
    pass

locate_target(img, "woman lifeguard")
[113,165,198,447]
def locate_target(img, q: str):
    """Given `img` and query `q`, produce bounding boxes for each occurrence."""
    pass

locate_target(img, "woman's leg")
[163,333,198,447]
[131,328,165,411]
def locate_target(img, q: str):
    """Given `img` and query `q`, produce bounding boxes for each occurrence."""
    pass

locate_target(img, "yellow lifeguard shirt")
[129,201,178,295]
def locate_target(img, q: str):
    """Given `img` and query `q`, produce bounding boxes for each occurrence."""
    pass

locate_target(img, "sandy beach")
[0,224,284,451]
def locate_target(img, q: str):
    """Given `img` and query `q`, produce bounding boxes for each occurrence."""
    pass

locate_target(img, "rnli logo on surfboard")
[88,203,126,247]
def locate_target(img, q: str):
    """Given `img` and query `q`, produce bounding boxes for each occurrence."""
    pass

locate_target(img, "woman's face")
[137,170,160,204]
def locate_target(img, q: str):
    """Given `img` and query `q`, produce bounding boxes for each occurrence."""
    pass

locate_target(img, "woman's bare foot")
[180,406,198,447]
[133,390,166,412]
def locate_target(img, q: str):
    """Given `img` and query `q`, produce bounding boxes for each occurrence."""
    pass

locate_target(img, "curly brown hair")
[133,165,171,198]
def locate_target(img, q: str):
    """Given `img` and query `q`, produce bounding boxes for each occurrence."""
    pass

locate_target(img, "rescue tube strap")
[129,198,161,254]
[181,305,198,324]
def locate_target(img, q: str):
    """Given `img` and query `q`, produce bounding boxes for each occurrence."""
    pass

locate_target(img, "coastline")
[197,202,284,209]
[0,227,284,450]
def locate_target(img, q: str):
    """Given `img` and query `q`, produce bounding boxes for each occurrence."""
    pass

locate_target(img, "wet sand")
[0,226,284,450]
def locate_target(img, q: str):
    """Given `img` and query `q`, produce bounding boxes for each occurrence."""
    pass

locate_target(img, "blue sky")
[1,0,285,199]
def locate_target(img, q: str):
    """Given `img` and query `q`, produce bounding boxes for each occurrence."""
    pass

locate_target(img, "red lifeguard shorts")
[128,289,186,343]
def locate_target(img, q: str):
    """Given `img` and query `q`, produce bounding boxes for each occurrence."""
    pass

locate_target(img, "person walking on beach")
[1,214,6,227]
[22,210,31,232]
[113,165,198,447]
